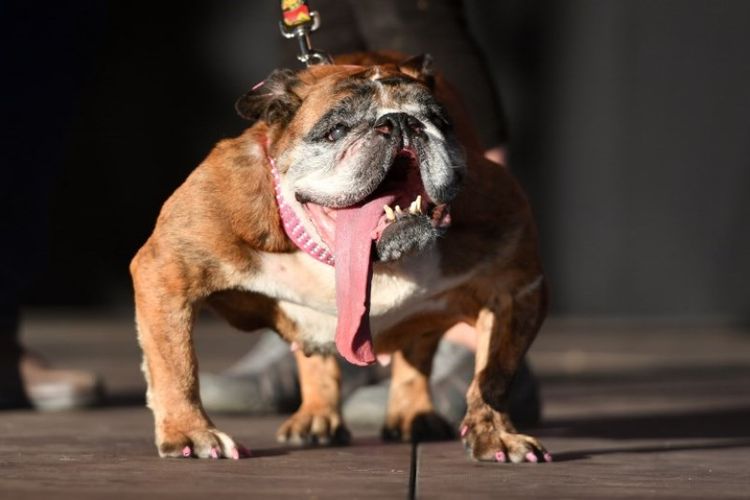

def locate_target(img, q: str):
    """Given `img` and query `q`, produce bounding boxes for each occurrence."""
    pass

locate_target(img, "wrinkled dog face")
[285,72,464,210]
[237,56,465,262]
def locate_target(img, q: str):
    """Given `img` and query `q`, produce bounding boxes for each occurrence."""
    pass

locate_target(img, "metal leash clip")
[279,0,333,66]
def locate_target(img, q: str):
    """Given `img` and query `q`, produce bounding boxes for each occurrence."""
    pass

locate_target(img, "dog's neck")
[266,152,335,267]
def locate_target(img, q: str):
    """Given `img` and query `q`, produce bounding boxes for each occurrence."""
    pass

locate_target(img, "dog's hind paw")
[276,407,351,446]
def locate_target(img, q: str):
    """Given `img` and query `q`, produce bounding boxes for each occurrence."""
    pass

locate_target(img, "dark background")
[3,0,749,321]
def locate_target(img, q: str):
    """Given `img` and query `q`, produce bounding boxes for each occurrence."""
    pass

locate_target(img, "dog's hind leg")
[381,332,455,443]
[276,351,351,446]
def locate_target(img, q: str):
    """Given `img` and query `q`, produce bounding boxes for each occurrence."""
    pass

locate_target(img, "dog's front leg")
[276,351,351,446]
[133,257,242,459]
[460,285,551,463]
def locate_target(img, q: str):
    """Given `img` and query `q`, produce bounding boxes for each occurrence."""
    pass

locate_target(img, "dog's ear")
[399,53,435,88]
[235,69,302,125]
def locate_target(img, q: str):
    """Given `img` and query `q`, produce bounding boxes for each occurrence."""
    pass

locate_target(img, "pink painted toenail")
[460,426,468,438]
[495,451,506,463]
[544,452,553,462]
[182,446,191,458]
[525,452,538,463]
[210,448,219,459]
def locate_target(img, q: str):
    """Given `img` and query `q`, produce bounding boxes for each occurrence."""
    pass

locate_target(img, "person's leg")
[340,0,539,430]
[200,330,301,413]
[348,0,508,151]
[200,329,380,414]
[0,1,105,411]
[343,334,540,430]
[0,309,30,409]
[0,218,103,411]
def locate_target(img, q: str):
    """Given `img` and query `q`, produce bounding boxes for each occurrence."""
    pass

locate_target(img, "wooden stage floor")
[1,313,749,499]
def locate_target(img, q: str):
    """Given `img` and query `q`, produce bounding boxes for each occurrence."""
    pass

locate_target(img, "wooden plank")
[0,410,412,499]
[416,322,750,499]
[417,432,750,499]
[6,314,412,499]
[8,314,750,498]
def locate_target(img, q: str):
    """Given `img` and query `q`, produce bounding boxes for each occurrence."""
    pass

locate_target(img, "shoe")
[344,341,541,428]
[0,310,103,411]
[0,349,103,411]
[200,329,381,414]
[201,330,542,426]
[430,343,542,427]
[20,351,104,411]
[342,382,388,428]
[343,340,472,429]
[200,330,301,413]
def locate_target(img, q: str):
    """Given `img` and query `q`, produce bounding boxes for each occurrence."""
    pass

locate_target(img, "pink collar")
[268,156,335,266]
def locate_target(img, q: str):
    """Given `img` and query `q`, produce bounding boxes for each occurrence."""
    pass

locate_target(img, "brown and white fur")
[130,53,549,463]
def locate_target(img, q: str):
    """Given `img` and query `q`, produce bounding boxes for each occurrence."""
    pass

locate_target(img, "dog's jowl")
[130,53,549,463]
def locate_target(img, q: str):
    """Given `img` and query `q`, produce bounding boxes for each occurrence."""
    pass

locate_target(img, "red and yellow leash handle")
[279,0,333,66]
[282,0,313,28]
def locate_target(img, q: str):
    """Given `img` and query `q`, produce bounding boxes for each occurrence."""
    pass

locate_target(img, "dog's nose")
[374,112,424,138]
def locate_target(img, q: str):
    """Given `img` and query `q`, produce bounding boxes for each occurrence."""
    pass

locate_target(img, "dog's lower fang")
[409,196,422,215]
[384,205,396,221]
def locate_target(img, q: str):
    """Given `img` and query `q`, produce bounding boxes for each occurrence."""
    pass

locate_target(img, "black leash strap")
[279,0,333,66]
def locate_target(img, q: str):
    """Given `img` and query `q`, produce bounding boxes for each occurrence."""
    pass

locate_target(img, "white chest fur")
[229,246,474,345]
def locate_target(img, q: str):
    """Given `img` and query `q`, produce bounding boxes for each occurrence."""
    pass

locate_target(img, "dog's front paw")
[276,406,351,446]
[460,407,551,463]
[158,425,248,460]
[382,410,455,443]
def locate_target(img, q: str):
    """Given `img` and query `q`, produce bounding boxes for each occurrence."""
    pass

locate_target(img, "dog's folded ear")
[398,53,435,88]
[236,69,302,125]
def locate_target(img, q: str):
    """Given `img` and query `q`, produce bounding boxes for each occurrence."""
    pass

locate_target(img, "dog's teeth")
[384,205,395,221]
[407,195,423,215]
[395,205,403,216]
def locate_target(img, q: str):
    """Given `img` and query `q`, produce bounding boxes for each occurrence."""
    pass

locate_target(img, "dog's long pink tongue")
[334,195,393,366]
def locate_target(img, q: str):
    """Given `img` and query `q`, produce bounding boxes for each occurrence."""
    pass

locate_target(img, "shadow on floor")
[551,438,750,462]
[245,447,289,458]
[103,390,146,407]
[536,406,750,461]
[539,406,750,440]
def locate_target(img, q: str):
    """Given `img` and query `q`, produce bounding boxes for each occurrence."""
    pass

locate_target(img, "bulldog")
[130,52,550,463]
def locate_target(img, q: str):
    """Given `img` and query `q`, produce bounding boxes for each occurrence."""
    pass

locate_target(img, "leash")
[269,3,334,263]
[279,0,333,66]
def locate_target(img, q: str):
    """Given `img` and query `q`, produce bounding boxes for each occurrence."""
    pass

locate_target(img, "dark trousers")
[0,2,104,405]
[279,0,506,149]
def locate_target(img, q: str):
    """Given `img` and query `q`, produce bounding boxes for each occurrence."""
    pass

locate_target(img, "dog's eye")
[326,124,349,142]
